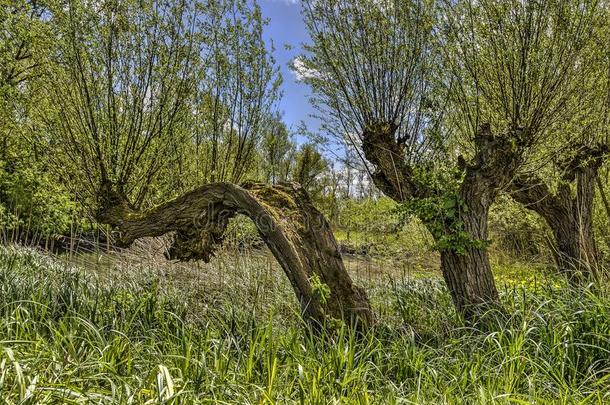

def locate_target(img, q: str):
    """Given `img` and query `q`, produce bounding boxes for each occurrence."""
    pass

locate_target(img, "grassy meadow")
[0,243,608,404]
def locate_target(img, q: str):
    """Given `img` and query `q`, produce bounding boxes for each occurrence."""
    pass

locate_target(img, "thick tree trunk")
[440,249,498,321]
[551,216,598,282]
[440,193,499,321]
[511,182,600,283]
[511,145,606,283]
[361,122,524,323]
[439,126,527,321]
[97,181,373,328]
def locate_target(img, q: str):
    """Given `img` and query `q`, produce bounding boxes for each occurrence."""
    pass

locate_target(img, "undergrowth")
[0,246,608,403]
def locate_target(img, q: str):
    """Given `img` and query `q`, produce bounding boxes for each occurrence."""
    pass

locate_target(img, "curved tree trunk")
[511,145,606,284]
[97,181,373,328]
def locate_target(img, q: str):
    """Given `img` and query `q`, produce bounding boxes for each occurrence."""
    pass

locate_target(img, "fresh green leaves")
[398,194,489,254]
[44,0,281,209]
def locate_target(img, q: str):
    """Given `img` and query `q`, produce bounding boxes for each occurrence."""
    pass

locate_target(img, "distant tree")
[0,0,49,90]
[261,117,295,184]
[0,0,51,158]
[321,162,341,222]
[0,0,77,237]
[292,143,328,196]
[507,3,610,283]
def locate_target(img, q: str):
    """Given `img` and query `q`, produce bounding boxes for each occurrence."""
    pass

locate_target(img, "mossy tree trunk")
[97,181,373,328]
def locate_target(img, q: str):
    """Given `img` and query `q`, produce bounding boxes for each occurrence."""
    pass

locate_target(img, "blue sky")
[258,0,317,135]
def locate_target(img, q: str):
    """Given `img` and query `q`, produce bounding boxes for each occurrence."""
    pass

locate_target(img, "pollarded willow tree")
[508,10,610,283]
[42,0,281,207]
[260,116,295,185]
[299,0,604,322]
[40,0,373,327]
[511,143,608,283]
[41,0,203,209]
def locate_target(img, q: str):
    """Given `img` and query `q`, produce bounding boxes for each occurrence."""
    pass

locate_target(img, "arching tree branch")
[97,181,374,328]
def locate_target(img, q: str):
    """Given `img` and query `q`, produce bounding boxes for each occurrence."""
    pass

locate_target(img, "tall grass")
[0,245,608,403]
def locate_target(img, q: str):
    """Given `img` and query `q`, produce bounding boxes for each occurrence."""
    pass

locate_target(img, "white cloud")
[292,56,319,81]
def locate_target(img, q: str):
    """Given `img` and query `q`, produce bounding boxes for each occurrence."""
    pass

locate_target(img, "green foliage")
[44,0,203,205]
[0,0,69,236]
[489,194,550,259]
[43,0,281,209]
[291,143,328,196]
[299,0,439,155]
[402,195,488,254]
[260,118,295,184]
[390,165,491,254]
[0,0,52,97]
[223,214,264,248]
[443,0,605,139]
[399,194,490,254]
[338,196,398,235]
[334,197,435,259]
[179,0,282,187]
[309,274,331,305]
[0,149,77,236]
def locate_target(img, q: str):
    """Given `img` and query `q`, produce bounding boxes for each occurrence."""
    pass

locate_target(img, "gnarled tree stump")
[97,181,373,327]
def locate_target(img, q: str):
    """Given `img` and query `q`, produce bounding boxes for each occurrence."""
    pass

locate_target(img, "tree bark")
[97,181,374,328]
[361,122,425,202]
[439,184,499,321]
[439,125,530,321]
[595,175,610,253]
[511,145,606,283]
